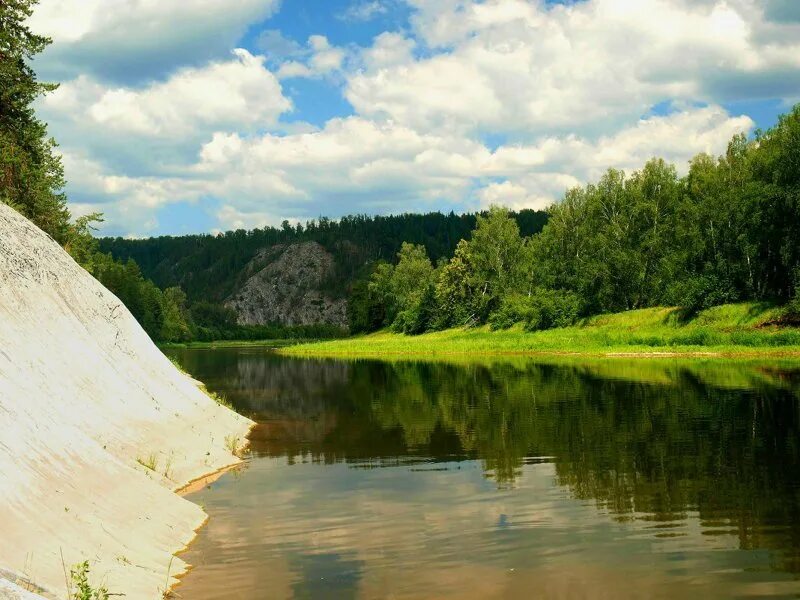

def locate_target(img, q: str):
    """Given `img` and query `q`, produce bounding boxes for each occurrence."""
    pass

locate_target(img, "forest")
[99,210,549,302]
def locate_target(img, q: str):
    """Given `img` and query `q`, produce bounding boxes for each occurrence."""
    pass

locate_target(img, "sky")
[28,0,800,237]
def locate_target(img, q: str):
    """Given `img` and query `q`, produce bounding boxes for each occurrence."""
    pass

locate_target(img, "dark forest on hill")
[98,210,549,303]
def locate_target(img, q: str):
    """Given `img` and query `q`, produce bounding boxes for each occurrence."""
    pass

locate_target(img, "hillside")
[99,210,548,328]
[0,203,253,599]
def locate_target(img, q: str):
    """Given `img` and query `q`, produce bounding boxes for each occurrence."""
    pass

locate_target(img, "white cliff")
[0,203,253,599]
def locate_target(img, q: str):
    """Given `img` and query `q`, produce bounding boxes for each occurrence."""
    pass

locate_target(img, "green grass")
[280,303,800,359]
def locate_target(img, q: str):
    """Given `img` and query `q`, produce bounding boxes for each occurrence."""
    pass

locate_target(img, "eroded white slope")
[0,204,253,599]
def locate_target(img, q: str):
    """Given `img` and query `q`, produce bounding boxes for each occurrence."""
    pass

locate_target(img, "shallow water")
[167,349,800,599]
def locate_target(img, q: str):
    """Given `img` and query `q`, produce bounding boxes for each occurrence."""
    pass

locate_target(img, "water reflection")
[169,349,800,598]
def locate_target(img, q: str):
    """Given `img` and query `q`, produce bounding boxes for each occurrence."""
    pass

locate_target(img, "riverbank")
[160,338,303,349]
[0,204,253,600]
[280,303,800,359]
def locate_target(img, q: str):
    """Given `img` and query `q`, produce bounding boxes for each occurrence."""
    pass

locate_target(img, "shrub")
[489,295,539,330]
[664,275,739,312]
[489,289,581,331]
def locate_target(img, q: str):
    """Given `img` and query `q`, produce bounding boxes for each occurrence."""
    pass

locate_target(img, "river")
[166,348,800,599]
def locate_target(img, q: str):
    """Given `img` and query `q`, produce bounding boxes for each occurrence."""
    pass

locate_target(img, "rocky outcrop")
[226,241,348,329]
[0,203,253,599]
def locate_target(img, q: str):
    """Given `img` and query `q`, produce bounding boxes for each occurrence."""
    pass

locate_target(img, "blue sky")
[29,0,800,237]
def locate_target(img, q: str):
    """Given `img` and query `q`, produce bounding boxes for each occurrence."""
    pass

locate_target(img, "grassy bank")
[280,303,800,358]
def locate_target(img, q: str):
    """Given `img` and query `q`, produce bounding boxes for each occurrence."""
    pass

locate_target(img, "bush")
[664,274,739,312]
[489,295,539,330]
[69,561,109,600]
[489,289,581,331]
[391,284,438,334]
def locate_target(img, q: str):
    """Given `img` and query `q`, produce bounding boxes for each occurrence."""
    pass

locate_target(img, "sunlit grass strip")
[279,303,800,359]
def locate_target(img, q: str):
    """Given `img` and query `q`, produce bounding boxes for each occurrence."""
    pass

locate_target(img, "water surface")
[167,349,800,599]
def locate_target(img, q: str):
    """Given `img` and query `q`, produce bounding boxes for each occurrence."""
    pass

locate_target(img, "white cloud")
[28,0,281,83]
[55,104,750,236]
[362,33,417,70]
[346,0,800,136]
[341,1,391,22]
[41,49,291,175]
[86,50,290,137]
[28,0,786,236]
[484,105,754,178]
[277,36,347,79]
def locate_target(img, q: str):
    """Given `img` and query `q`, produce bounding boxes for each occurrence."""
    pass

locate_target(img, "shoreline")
[159,338,331,350]
[276,305,800,362]
[168,445,253,598]
[278,346,800,360]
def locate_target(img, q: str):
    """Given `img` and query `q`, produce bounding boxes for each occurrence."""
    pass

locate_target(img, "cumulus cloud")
[86,50,290,137]
[346,0,800,136]
[55,104,749,236]
[361,32,417,70]
[60,104,744,235]
[28,0,788,236]
[41,49,291,174]
[277,35,347,79]
[484,105,754,177]
[28,0,281,83]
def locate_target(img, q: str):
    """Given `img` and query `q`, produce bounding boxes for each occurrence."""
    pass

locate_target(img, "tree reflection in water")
[170,348,800,578]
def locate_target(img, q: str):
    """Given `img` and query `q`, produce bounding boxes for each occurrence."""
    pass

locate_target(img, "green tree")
[161,287,193,342]
[468,206,526,298]
[368,261,396,326]
[0,0,70,241]
[390,243,436,333]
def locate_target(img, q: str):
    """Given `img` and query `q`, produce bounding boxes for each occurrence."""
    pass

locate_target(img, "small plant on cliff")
[225,435,242,456]
[205,386,234,410]
[136,453,158,471]
[69,561,109,600]
[163,452,175,480]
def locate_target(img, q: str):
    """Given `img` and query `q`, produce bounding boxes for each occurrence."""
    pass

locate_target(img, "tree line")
[349,107,800,334]
[99,210,548,303]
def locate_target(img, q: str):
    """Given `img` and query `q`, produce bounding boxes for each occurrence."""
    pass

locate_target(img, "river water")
[166,348,800,599]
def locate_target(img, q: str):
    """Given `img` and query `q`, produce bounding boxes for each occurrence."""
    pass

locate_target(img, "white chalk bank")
[0,204,254,599]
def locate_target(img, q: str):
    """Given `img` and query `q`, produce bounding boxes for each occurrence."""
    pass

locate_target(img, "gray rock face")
[226,241,348,329]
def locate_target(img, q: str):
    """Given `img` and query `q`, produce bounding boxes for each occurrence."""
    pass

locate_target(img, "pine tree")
[0,0,70,241]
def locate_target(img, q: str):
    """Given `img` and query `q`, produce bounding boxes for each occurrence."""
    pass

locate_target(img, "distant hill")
[99,210,548,328]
